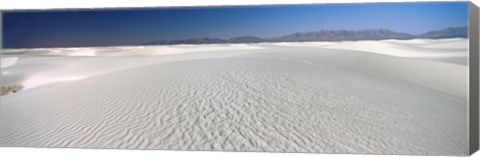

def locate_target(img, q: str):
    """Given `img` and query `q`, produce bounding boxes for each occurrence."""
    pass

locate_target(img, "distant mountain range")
[416,26,468,39]
[142,26,468,45]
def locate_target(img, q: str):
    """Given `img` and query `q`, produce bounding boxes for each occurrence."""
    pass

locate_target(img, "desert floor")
[0,38,469,155]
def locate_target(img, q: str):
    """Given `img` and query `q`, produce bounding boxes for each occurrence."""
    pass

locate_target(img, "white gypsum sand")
[0,38,469,155]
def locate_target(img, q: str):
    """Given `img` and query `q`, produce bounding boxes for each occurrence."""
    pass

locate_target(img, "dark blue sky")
[2,2,469,48]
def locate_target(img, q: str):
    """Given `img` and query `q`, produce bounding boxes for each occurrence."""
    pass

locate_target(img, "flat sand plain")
[0,38,469,155]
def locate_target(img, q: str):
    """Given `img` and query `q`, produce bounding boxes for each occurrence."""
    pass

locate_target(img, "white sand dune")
[0,39,469,155]
[1,44,264,57]
[1,45,261,90]
[0,57,18,68]
[262,38,468,58]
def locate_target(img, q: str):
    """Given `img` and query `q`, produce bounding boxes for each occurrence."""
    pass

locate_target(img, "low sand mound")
[1,44,264,57]
[321,40,467,58]
[0,57,18,68]
[0,51,251,90]
[264,38,468,59]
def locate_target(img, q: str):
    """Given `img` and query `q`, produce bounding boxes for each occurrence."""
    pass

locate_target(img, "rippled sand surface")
[0,39,469,155]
